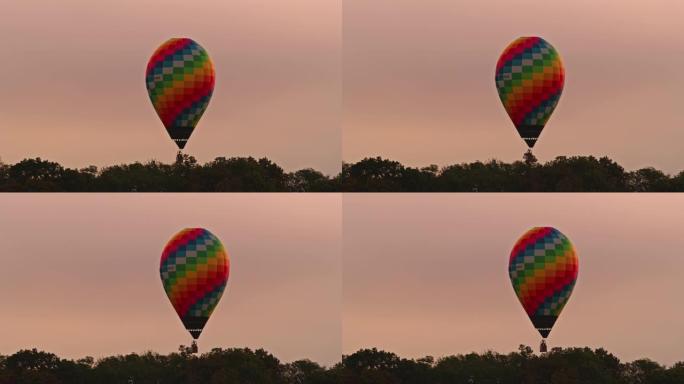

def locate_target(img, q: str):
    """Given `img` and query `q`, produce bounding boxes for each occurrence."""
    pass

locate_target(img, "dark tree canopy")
[0,156,338,192]
[1,154,684,191]
[0,346,682,384]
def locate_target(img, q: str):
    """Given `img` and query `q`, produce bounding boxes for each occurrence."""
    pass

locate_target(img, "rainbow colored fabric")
[495,37,564,148]
[146,38,215,149]
[509,227,578,338]
[160,228,229,339]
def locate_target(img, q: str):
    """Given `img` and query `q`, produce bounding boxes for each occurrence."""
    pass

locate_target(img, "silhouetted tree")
[2,155,684,191]
[289,169,338,192]
[0,160,9,185]
[1,347,683,384]
[627,168,671,192]
[340,158,437,192]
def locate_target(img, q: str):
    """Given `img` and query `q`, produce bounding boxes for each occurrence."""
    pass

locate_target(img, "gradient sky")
[0,195,341,365]
[343,194,684,365]
[1,0,340,175]
[344,0,684,173]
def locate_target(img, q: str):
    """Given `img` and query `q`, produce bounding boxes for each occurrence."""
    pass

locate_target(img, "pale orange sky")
[0,194,341,365]
[344,0,684,173]
[1,0,341,175]
[344,194,684,365]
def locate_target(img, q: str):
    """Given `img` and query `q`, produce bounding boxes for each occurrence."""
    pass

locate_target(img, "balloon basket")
[191,340,198,354]
[540,339,547,353]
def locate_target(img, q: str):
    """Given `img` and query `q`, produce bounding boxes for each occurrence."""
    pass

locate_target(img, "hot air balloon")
[146,38,215,150]
[495,37,564,149]
[160,228,229,352]
[508,227,578,352]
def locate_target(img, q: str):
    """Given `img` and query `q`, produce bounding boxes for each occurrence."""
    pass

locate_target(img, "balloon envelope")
[509,227,578,338]
[146,38,215,149]
[495,37,564,148]
[160,228,229,339]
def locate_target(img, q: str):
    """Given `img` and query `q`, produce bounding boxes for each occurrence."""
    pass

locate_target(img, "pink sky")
[2,194,683,364]
[343,194,684,365]
[3,1,683,174]
[1,0,340,175]
[344,0,684,172]
[0,194,341,365]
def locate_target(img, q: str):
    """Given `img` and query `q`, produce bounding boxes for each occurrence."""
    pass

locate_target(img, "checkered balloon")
[146,38,215,149]
[509,227,578,338]
[495,37,564,148]
[160,228,229,339]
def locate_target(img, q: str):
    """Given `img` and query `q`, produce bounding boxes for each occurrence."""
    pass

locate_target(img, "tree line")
[1,152,683,192]
[1,345,683,384]
[0,154,338,192]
